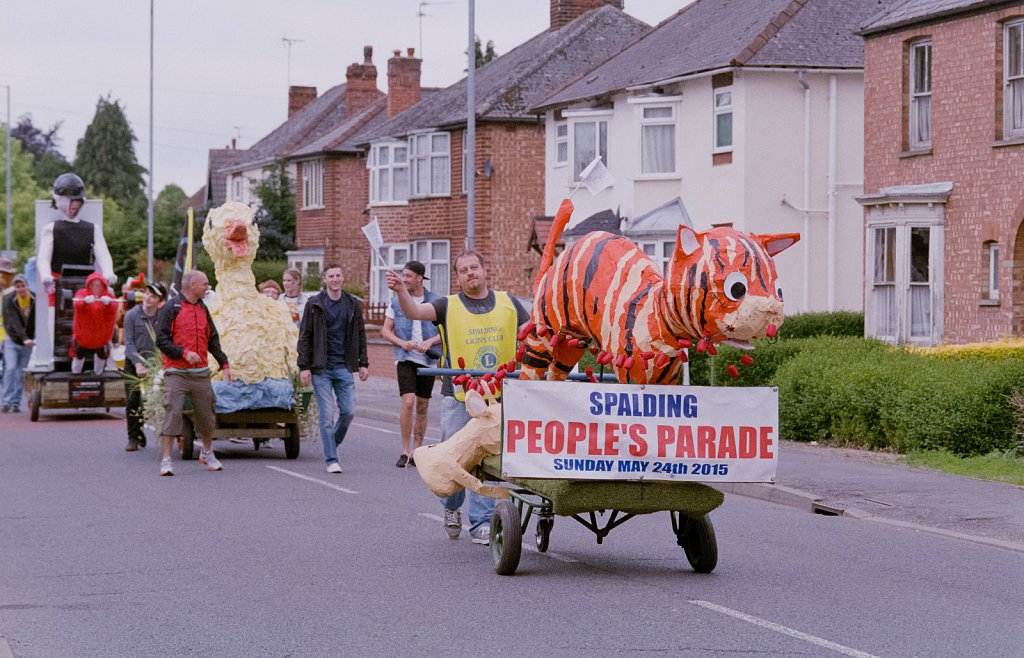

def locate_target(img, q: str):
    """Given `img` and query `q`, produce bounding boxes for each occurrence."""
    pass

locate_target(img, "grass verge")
[906,449,1024,486]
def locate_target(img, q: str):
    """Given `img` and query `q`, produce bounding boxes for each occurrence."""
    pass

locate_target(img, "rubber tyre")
[30,388,41,422]
[285,423,300,459]
[491,499,522,576]
[181,417,196,460]
[535,517,553,552]
[679,514,717,573]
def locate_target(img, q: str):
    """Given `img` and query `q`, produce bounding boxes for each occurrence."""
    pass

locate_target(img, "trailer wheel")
[285,423,300,459]
[535,517,553,552]
[181,417,196,460]
[30,388,41,422]
[677,514,717,573]
[491,499,522,575]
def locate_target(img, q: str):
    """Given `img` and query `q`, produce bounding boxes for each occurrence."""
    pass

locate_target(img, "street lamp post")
[466,0,475,250]
[4,84,11,253]
[147,0,154,280]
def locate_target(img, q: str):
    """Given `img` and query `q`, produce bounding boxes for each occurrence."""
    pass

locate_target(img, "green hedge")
[776,311,864,339]
[774,337,1024,456]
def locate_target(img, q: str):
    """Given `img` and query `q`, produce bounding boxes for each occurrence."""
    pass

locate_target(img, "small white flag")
[361,217,384,250]
[578,155,614,195]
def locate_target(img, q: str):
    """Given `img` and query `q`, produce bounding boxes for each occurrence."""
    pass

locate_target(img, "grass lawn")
[906,449,1024,486]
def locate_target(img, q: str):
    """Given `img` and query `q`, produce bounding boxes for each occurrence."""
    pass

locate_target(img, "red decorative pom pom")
[706,342,718,356]
[614,354,625,367]
[536,325,549,337]
[457,357,466,369]
[623,356,634,369]
[696,339,707,354]
[516,321,535,341]
[727,365,739,378]
[677,338,692,349]
[766,323,778,338]
[589,345,599,354]
[740,354,754,366]
[654,353,670,368]
[550,333,562,347]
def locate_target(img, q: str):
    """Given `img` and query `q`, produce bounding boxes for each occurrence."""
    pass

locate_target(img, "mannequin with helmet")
[36,173,116,293]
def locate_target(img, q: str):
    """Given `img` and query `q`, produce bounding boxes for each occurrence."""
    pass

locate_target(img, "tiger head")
[669,226,799,348]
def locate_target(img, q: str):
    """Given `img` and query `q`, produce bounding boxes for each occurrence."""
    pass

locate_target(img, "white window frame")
[369,240,450,304]
[866,218,944,346]
[232,176,243,202]
[1004,20,1024,139]
[554,122,568,167]
[368,142,409,205]
[409,132,451,197]
[986,241,1000,301]
[565,109,612,180]
[638,105,677,176]
[300,159,324,209]
[909,39,932,150]
[637,239,673,274]
[713,86,734,152]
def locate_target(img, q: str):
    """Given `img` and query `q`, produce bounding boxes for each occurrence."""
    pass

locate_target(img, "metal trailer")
[178,390,311,460]
[24,370,128,422]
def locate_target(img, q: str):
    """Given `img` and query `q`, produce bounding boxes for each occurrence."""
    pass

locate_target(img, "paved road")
[2,408,1022,657]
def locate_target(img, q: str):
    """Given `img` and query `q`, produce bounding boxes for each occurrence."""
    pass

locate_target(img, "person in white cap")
[122,281,167,451]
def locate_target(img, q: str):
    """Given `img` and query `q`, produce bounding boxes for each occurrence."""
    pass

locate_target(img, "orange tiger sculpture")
[519,199,799,384]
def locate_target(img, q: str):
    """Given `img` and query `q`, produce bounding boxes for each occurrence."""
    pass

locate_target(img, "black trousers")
[123,368,145,443]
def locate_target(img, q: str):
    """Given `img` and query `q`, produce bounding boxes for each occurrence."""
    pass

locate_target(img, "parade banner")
[501,379,778,483]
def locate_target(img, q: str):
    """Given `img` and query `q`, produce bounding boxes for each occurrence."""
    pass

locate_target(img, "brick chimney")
[288,85,317,118]
[550,0,622,31]
[346,46,379,116]
[387,48,422,119]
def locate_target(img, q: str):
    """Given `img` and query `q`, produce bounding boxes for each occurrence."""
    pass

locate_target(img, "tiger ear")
[751,232,800,256]
[676,225,702,256]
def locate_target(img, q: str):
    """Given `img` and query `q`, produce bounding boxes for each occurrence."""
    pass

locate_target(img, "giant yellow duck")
[202,201,298,385]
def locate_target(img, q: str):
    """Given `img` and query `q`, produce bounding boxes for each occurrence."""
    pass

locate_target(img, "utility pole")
[281,36,305,87]
[466,0,475,249]
[147,0,155,280]
[4,84,11,253]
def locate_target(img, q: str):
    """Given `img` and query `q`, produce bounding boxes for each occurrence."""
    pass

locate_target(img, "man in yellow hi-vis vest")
[388,250,528,546]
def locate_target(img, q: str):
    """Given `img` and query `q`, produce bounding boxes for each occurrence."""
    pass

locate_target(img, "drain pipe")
[797,71,811,312]
[827,74,838,311]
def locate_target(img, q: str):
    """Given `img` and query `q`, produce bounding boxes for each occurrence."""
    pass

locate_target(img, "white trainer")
[326,462,342,474]
[159,458,174,476]
[199,450,223,471]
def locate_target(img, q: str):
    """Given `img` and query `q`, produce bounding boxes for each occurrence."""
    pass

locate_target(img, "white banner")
[501,379,778,483]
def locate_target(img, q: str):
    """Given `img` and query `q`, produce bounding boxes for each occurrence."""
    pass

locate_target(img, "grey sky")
[1,0,689,198]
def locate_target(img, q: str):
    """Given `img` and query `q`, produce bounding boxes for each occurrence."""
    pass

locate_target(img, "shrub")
[777,311,864,339]
[250,260,287,287]
[774,337,1024,456]
[689,339,810,387]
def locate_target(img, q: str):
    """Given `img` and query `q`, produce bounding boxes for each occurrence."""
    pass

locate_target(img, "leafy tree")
[74,96,147,216]
[0,129,48,263]
[153,184,189,261]
[250,161,295,260]
[475,36,497,68]
[10,114,72,190]
[100,196,145,280]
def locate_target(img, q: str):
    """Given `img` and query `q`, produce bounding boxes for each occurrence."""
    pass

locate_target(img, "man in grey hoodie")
[122,282,167,451]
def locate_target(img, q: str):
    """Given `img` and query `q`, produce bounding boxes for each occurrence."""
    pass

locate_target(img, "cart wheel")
[252,438,261,451]
[535,517,553,552]
[491,499,522,576]
[677,514,717,573]
[284,423,300,459]
[30,388,41,422]
[181,417,196,460]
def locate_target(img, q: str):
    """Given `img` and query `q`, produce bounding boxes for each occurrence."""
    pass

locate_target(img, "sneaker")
[470,526,491,545]
[326,462,343,474]
[159,459,174,476]
[444,509,462,539]
[199,450,223,471]
[11,406,19,414]
[408,455,416,467]
[125,441,139,452]
[395,454,408,468]
[138,436,147,448]
[1,405,9,413]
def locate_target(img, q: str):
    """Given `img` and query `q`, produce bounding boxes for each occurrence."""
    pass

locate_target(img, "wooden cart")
[25,370,128,422]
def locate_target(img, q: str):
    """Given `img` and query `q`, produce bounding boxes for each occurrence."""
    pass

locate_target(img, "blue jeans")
[311,368,356,464]
[2,339,32,408]
[440,395,495,533]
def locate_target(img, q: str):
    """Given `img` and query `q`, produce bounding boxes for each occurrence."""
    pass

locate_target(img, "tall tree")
[153,184,189,261]
[0,130,48,261]
[74,96,147,215]
[250,161,295,260]
[10,114,72,190]
[474,36,497,68]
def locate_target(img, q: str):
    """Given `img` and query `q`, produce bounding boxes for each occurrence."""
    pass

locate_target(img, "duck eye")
[724,272,748,301]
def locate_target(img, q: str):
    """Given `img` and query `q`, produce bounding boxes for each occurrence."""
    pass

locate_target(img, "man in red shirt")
[155,270,232,476]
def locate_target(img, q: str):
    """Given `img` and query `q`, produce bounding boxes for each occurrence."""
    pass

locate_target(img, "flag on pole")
[578,155,614,195]
[361,217,388,268]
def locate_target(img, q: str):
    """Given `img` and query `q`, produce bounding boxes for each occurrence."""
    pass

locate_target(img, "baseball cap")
[12,274,27,285]
[146,281,168,299]
[404,260,429,280]
[0,257,15,274]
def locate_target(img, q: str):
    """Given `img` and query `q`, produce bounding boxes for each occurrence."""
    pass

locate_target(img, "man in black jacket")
[2,275,35,413]
[297,264,369,474]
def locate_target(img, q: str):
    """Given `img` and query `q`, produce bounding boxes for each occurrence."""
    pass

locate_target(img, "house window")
[573,119,608,177]
[639,106,676,174]
[232,177,243,201]
[412,239,451,296]
[555,122,568,166]
[369,142,409,203]
[1005,20,1024,139]
[410,132,450,197]
[638,240,674,274]
[369,240,450,304]
[908,227,931,338]
[301,159,324,209]
[872,226,897,338]
[714,87,733,151]
[985,241,1000,300]
[909,39,932,149]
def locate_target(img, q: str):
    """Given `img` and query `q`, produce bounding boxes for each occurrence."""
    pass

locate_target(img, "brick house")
[858,0,1024,345]
[356,1,650,304]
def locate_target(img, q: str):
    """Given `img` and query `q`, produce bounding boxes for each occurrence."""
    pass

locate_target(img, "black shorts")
[396,360,436,399]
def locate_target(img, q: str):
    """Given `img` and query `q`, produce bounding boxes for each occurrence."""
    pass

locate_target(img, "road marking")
[418,513,578,562]
[265,466,358,494]
[351,421,440,443]
[688,600,879,658]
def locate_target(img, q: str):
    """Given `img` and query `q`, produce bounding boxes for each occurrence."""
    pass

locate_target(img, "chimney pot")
[363,45,373,64]
[407,47,415,57]
[393,49,401,57]
[550,0,623,31]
